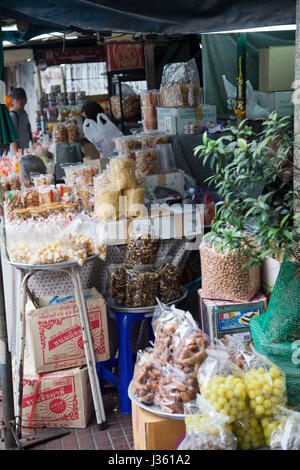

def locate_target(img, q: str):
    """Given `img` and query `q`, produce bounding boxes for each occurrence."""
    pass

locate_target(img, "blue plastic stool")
[97,308,155,414]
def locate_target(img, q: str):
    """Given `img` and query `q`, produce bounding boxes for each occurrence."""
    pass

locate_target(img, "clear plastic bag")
[158,263,181,304]
[140,90,159,107]
[130,348,162,405]
[243,347,287,417]
[4,190,23,222]
[152,304,187,365]
[93,169,111,191]
[172,315,209,379]
[53,123,68,143]
[159,59,201,108]
[123,233,159,269]
[197,348,247,423]
[125,265,159,308]
[154,363,198,414]
[270,408,300,450]
[178,395,237,450]
[122,187,145,218]
[94,185,120,221]
[32,173,54,187]
[109,157,136,190]
[37,185,58,206]
[199,236,261,302]
[108,264,127,305]
[232,415,265,450]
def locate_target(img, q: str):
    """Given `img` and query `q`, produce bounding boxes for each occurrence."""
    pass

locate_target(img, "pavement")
[0,387,134,451]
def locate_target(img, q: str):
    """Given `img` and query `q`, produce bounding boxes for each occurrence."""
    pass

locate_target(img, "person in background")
[10,87,32,152]
[19,154,47,188]
[81,101,105,122]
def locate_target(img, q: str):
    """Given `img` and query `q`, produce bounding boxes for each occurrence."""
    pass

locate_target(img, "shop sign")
[35,45,106,66]
[106,43,144,71]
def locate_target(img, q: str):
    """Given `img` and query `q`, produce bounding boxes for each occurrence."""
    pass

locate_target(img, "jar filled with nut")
[123,235,160,268]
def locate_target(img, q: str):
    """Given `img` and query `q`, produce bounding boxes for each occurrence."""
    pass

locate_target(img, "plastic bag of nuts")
[129,348,162,405]
[53,123,68,143]
[135,148,157,164]
[158,263,181,304]
[125,265,160,308]
[177,395,237,450]
[123,234,160,269]
[199,237,261,302]
[108,264,127,305]
[110,95,141,120]
[135,161,158,175]
[172,315,209,380]
[4,190,23,221]
[67,123,80,143]
[22,188,40,208]
[154,363,198,414]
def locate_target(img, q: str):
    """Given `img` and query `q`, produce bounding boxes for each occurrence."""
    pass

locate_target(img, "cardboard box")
[19,363,93,428]
[253,90,293,116]
[157,106,216,135]
[132,401,185,450]
[26,288,110,374]
[259,46,295,92]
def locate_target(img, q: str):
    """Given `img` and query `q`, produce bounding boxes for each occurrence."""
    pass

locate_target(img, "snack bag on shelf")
[129,348,162,406]
[199,235,261,302]
[154,362,198,414]
[197,348,247,423]
[243,347,287,417]
[177,395,237,450]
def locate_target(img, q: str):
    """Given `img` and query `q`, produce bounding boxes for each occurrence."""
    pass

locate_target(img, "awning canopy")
[0,0,297,43]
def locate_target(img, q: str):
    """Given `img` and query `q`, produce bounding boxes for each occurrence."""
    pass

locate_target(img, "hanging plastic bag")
[177,395,237,450]
[83,113,123,158]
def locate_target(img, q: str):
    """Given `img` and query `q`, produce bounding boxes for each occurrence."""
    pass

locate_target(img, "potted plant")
[194,112,299,299]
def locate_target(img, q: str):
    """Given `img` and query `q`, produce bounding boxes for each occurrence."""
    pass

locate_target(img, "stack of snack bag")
[108,233,182,307]
[130,304,209,414]
[6,213,107,266]
[177,395,237,450]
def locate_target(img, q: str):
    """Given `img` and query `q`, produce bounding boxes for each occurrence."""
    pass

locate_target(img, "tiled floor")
[0,387,134,450]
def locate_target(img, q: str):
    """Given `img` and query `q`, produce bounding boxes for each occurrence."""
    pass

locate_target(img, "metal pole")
[0,256,17,449]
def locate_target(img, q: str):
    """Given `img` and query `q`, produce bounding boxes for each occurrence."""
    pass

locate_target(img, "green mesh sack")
[250,246,300,409]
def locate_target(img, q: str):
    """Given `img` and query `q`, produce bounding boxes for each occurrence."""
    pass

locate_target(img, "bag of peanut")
[199,236,261,302]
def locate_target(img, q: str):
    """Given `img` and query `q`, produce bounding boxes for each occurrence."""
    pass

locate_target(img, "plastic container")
[37,185,58,206]
[56,183,73,199]
[32,173,54,187]
[135,160,158,175]
[141,105,157,120]
[135,148,157,164]
[140,90,159,107]
[142,119,158,131]
[156,143,177,172]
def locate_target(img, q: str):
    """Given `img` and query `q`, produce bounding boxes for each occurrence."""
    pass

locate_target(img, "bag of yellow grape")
[177,395,237,450]
[270,407,300,450]
[243,347,287,417]
[197,349,248,423]
[260,414,284,446]
[232,415,265,450]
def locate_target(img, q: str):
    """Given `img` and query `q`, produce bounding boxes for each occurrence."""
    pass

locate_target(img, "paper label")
[217,308,260,332]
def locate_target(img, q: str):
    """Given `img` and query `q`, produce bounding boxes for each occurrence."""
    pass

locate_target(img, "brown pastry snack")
[130,350,161,405]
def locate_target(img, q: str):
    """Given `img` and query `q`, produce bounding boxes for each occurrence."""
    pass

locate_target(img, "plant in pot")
[194,112,299,302]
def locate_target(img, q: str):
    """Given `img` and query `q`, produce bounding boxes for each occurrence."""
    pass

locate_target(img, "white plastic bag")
[83,113,123,158]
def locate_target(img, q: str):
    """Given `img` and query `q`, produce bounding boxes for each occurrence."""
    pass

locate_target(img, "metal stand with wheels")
[12,259,107,438]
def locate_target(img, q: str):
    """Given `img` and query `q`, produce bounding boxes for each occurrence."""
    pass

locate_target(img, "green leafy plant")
[194,112,299,264]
